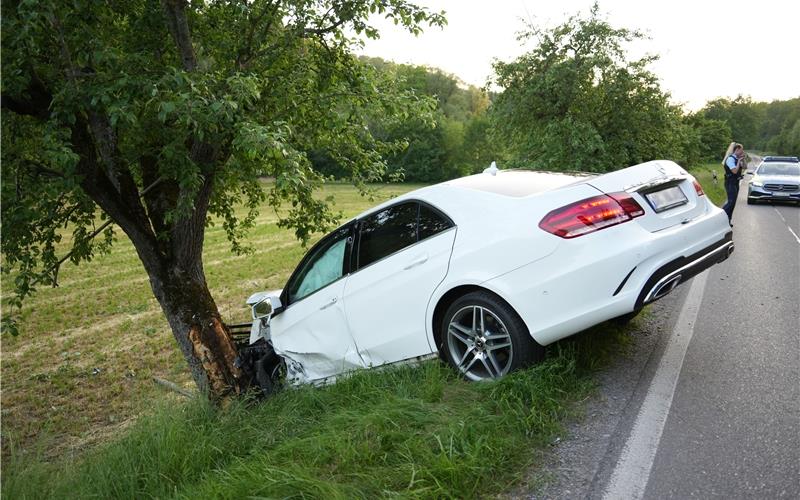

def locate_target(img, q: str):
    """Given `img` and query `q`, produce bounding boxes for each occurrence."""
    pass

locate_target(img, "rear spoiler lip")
[588,174,688,195]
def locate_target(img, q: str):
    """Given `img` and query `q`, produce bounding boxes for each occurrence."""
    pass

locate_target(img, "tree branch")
[69,115,163,272]
[0,69,52,120]
[236,0,278,69]
[49,10,151,233]
[171,146,217,276]
[160,0,197,71]
[20,159,66,179]
[140,154,176,243]
[303,16,350,37]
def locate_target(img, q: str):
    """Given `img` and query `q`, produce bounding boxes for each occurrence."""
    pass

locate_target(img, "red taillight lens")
[693,179,705,196]
[608,192,645,218]
[538,192,644,239]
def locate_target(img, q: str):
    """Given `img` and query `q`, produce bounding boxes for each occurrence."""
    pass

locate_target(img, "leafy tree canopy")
[489,3,694,172]
[1,0,444,397]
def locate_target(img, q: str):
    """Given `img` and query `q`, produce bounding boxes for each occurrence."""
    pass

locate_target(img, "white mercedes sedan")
[238,160,733,389]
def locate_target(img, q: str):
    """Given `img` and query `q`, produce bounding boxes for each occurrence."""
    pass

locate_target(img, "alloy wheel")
[446,305,514,381]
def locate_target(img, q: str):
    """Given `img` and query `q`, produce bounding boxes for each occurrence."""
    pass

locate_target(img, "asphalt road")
[640,184,800,497]
[518,181,800,499]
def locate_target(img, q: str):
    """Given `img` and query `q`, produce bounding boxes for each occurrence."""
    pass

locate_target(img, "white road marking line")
[602,271,709,500]
[773,207,800,245]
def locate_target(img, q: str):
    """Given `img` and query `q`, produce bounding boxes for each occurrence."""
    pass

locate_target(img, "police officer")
[721,142,745,226]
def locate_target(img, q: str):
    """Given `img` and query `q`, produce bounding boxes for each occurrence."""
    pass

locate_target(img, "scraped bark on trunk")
[147,263,244,399]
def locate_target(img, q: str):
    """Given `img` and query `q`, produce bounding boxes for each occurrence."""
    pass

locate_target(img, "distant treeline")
[310,9,799,183]
[312,57,500,183]
[698,96,800,156]
[313,57,798,183]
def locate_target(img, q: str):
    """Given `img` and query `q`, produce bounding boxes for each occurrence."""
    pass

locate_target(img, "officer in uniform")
[722,143,745,225]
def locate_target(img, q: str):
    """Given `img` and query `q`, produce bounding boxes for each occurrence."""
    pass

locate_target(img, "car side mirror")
[251,295,282,321]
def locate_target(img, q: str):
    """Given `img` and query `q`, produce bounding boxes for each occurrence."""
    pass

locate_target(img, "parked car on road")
[747,161,800,205]
[239,160,734,390]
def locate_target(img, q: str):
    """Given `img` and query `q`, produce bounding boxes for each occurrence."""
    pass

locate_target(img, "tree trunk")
[144,257,247,401]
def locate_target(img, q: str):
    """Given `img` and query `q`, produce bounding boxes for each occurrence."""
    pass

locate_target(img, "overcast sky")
[357,0,800,111]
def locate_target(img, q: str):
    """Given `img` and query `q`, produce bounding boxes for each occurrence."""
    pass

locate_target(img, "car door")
[269,224,365,382]
[343,201,456,366]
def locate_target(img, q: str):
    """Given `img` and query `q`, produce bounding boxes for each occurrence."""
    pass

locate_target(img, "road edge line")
[602,271,709,500]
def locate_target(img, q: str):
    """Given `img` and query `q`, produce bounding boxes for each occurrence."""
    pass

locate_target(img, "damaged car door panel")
[238,160,734,391]
[344,201,456,366]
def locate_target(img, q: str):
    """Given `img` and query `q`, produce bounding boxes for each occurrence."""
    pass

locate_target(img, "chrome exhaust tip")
[648,274,682,302]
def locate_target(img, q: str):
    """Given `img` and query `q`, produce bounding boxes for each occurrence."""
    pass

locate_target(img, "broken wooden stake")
[152,377,196,398]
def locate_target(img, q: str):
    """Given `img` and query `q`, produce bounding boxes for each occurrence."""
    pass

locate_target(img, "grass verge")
[688,162,728,207]
[3,318,634,499]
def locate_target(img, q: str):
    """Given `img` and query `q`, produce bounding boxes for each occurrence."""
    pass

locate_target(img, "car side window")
[357,202,418,269]
[418,203,454,241]
[287,226,350,303]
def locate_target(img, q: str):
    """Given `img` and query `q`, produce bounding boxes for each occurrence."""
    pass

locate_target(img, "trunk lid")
[586,160,706,232]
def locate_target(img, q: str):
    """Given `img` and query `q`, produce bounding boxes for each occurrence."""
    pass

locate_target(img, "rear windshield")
[758,163,800,176]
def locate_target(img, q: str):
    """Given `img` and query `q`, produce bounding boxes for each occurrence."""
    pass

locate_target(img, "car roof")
[350,170,596,221]
[762,156,799,163]
[440,169,595,198]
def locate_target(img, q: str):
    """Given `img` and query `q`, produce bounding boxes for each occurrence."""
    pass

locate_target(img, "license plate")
[644,185,688,213]
[774,191,789,197]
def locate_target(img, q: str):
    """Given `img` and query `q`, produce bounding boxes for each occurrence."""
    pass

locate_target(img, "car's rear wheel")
[442,291,543,381]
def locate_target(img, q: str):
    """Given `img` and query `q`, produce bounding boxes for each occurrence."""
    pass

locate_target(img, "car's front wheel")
[441,291,543,381]
[747,197,755,205]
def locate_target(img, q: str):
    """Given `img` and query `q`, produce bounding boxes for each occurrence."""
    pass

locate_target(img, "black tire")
[747,197,755,205]
[440,291,543,381]
[255,349,285,397]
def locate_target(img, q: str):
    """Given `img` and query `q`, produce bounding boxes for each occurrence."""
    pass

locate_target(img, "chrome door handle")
[320,297,337,310]
[404,254,429,270]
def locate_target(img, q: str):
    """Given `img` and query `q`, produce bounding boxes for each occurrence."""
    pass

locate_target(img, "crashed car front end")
[237,289,355,389]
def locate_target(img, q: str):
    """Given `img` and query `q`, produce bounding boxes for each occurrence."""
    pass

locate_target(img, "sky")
[357,0,800,111]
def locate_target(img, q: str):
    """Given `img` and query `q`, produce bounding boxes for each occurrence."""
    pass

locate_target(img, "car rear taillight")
[693,179,705,197]
[538,192,644,239]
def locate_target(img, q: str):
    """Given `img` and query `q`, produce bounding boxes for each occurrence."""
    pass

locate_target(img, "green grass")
[2,319,633,499]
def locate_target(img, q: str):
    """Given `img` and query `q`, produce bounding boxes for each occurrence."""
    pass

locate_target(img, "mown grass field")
[1,182,418,459]
[2,168,722,497]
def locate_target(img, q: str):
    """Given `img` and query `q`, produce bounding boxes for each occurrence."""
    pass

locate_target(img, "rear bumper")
[484,201,732,346]
[635,231,733,310]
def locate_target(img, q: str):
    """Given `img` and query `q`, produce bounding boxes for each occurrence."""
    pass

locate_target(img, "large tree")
[1,0,444,401]
[490,3,691,172]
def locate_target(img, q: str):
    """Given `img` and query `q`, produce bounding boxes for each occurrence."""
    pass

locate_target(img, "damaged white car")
[233,160,733,392]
